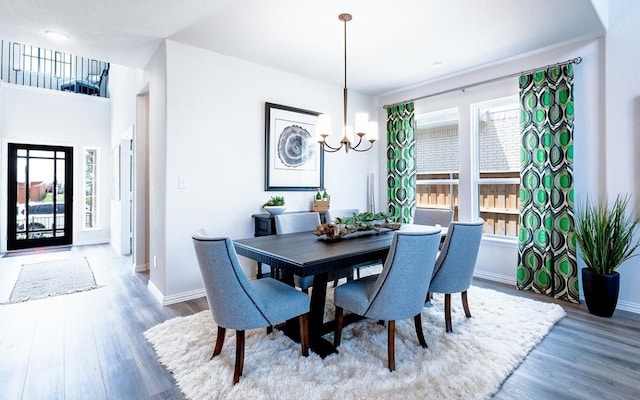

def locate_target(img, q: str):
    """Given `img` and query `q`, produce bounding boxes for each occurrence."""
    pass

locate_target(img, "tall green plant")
[574,194,640,274]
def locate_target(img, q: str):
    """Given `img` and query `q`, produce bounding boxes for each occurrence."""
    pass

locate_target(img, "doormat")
[2,257,102,304]
[3,245,72,258]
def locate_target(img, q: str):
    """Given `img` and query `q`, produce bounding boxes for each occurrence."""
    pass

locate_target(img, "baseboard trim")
[162,288,206,305]
[133,263,149,273]
[616,299,640,314]
[473,270,515,286]
[473,270,640,314]
[147,280,205,306]
[147,280,165,305]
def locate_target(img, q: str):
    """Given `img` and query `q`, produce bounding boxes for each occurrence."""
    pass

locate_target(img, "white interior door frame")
[132,93,149,272]
[119,127,133,255]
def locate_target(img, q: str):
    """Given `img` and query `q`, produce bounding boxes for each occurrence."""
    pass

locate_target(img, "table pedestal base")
[278,271,367,358]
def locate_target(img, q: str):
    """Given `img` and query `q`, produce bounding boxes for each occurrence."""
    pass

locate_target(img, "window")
[85,148,98,229]
[22,45,72,77]
[473,96,520,237]
[415,96,520,237]
[415,108,459,217]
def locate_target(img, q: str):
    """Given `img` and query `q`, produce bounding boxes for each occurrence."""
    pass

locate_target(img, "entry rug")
[3,257,102,304]
[145,286,565,399]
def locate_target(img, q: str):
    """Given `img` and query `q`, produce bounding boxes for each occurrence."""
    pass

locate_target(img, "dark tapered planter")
[582,268,620,318]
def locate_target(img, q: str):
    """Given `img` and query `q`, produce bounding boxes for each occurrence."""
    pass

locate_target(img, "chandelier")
[316,13,378,153]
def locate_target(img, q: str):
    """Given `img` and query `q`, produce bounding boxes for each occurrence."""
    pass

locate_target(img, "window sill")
[481,235,517,247]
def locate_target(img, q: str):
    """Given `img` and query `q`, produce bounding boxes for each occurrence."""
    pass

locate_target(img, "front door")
[7,143,74,250]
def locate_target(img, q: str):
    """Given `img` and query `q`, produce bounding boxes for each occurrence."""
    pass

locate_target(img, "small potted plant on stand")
[574,194,640,317]
[262,195,286,215]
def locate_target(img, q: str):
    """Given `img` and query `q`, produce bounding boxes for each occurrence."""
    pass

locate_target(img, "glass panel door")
[7,143,73,250]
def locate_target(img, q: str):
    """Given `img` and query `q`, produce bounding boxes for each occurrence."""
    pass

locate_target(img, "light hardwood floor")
[0,244,638,399]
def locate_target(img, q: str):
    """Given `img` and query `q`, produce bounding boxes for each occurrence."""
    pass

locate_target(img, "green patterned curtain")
[517,64,578,303]
[386,102,416,223]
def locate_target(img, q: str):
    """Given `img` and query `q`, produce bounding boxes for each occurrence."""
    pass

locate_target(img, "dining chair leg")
[334,306,344,347]
[388,320,396,372]
[444,293,453,333]
[211,326,226,359]
[414,314,428,348]
[425,291,432,303]
[299,313,309,357]
[461,290,472,318]
[233,330,245,384]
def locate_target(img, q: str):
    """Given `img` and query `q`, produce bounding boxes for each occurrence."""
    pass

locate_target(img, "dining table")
[233,224,446,357]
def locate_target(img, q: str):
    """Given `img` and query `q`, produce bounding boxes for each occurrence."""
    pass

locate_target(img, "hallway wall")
[0,83,112,250]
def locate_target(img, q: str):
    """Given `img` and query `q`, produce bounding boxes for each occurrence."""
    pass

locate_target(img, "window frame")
[83,147,99,230]
[471,95,520,239]
[415,107,460,212]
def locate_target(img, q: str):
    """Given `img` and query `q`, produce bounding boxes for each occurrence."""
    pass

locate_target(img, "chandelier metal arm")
[320,135,374,153]
[320,141,345,153]
[350,136,375,152]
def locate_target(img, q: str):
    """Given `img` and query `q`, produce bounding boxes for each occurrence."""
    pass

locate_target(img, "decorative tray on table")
[313,212,401,241]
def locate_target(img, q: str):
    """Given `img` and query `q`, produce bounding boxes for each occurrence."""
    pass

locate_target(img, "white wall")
[109,65,145,146]
[603,1,640,312]
[0,83,112,250]
[146,42,169,301]
[146,40,378,303]
[107,64,146,257]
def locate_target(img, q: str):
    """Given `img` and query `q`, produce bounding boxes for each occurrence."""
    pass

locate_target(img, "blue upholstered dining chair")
[274,212,322,236]
[413,207,454,227]
[192,231,310,384]
[333,228,442,371]
[274,212,354,292]
[427,219,484,333]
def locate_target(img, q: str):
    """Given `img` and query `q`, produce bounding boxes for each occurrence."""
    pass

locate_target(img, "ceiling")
[1,0,606,95]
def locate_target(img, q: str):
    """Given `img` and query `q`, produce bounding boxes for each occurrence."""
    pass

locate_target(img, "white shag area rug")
[145,284,565,400]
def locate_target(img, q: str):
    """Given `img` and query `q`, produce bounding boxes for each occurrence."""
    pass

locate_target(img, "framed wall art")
[264,102,324,191]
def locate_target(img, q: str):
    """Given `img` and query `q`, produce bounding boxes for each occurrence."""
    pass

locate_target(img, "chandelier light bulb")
[316,114,332,142]
[355,113,369,136]
[367,121,379,142]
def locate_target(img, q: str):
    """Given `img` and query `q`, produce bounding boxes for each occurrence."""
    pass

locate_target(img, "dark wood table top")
[234,230,397,277]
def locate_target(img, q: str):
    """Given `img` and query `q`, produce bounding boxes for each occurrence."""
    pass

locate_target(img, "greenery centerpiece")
[262,196,286,215]
[573,194,640,317]
[314,211,400,240]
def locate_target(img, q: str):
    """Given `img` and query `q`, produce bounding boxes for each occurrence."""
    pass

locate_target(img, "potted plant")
[262,195,286,215]
[574,194,640,317]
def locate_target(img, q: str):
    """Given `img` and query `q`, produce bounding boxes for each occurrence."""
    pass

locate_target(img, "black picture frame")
[264,102,324,191]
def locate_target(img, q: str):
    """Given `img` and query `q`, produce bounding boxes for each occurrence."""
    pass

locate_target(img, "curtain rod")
[383,57,582,109]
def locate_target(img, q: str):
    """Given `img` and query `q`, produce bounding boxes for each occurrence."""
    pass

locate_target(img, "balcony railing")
[0,40,109,97]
